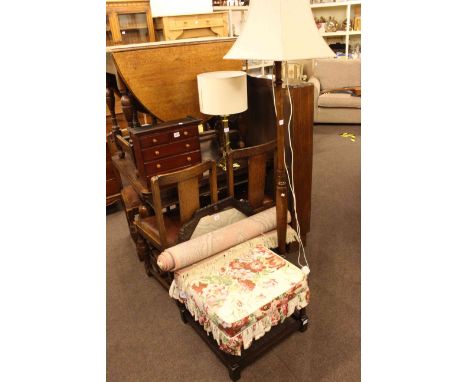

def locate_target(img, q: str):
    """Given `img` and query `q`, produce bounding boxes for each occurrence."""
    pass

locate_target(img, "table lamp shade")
[197,71,248,116]
[224,0,335,61]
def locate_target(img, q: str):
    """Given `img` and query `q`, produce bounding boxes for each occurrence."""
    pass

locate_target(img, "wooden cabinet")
[155,12,228,41]
[129,118,203,188]
[106,0,156,46]
[245,76,314,245]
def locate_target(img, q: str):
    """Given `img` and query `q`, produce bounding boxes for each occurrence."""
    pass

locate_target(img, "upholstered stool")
[170,244,309,356]
[158,207,309,381]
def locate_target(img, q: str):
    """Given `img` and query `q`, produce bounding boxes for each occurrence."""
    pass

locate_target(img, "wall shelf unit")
[321,31,347,37]
[310,0,361,9]
[311,0,361,59]
[213,5,248,37]
[213,5,248,11]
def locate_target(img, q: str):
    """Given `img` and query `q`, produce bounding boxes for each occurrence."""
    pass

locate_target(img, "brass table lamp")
[197,70,248,170]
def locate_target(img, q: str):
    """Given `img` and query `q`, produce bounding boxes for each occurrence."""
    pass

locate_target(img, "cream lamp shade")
[224,0,335,61]
[197,71,248,116]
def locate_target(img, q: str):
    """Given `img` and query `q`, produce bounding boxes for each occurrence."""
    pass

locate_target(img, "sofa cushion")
[318,93,361,109]
[312,59,360,91]
[315,107,361,124]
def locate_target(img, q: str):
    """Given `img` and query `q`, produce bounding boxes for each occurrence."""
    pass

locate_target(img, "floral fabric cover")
[170,244,310,356]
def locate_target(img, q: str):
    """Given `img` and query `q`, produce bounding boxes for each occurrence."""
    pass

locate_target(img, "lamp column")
[219,114,235,171]
[274,61,287,255]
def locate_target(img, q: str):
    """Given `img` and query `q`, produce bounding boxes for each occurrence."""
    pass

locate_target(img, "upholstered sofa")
[300,59,361,124]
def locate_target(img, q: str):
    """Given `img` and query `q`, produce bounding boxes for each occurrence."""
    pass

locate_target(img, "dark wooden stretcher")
[179,301,308,381]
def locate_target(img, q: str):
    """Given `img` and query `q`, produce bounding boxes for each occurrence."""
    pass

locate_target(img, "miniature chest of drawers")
[129,118,202,188]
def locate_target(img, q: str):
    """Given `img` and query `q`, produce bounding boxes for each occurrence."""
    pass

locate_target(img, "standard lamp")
[224,0,335,253]
[197,70,248,170]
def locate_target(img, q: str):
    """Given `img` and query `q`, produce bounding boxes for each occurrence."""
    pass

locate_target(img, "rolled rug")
[157,207,291,272]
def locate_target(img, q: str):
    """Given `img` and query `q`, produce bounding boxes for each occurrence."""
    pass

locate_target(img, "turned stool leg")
[228,363,241,382]
[177,302,188,324]
[299,308,309,332]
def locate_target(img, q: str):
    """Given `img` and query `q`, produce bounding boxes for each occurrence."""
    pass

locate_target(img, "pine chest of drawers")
[155,12,229,41]
[129,118,202,188]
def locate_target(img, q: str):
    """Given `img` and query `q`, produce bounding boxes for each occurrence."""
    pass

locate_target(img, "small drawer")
[169,124,199,142]
[139,131,171,149]
[144,150,202,177]
[173,16,199,29]
[173,17,223,29]
[199,16,224,27]
[141,137,200,162]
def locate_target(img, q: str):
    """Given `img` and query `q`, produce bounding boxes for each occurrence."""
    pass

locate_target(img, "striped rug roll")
[157,207,290,272]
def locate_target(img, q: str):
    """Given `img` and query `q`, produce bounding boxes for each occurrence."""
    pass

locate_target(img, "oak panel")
[110,38,242,121]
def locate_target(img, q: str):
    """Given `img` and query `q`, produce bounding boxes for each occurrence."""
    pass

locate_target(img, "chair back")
[150,160,218,248]
[226,140,276,211]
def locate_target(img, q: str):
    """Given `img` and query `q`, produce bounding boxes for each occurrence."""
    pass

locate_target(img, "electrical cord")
[271,66,310,274]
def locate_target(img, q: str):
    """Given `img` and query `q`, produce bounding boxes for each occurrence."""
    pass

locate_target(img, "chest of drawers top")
[129,117,203,188]
[129,117,201,144]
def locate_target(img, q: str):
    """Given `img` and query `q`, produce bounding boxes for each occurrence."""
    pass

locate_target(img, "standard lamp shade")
[224,0,335,61]
[197,71,248,116]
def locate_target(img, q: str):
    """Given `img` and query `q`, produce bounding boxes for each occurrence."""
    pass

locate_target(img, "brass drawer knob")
[155,150,160,155]
[152,138,158,143]
[183,131,188,136]
[185,143,190,148]
[156,164,161,169]
[187,156,192,162]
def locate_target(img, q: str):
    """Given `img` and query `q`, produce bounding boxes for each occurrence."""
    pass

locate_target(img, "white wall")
[150,0,213,17]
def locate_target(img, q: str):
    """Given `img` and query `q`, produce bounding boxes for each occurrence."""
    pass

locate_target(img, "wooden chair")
[134,160,218,289]
[120,185,141,243]
[226,140,276,213]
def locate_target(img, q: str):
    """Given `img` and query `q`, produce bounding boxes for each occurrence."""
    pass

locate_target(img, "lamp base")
[217,115,240,171]
[217,158,240,172]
